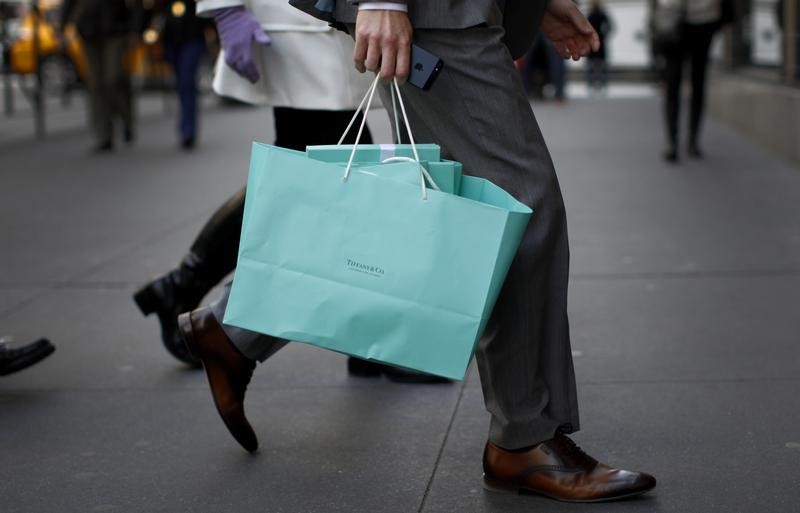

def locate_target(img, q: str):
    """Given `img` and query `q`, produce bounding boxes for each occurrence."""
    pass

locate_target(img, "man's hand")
[541,0,600,61]
[353,10,412,82]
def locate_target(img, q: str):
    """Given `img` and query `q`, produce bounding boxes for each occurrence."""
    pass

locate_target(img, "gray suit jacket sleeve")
[501,0,550,59]
[347,0,407,4]
[289,0,549,59]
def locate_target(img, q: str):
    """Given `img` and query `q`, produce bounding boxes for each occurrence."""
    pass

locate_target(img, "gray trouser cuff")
[210,282,288,362]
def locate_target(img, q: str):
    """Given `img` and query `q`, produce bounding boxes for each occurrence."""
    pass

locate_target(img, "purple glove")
[212,7,272,83]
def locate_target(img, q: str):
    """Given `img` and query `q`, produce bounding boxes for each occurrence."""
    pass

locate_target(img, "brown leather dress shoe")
[483,433,656,502]
[179,307,258,453]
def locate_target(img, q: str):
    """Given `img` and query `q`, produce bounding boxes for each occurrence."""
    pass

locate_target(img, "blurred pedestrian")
[519,37,550,99]
[544,36,568,102]
[134,1,448,382]
[60,0,146,152]
[525,34,567,102]
[155,0,215,149]
[0,337,55,376]
[656,0,734,162]
[586,0,612,92]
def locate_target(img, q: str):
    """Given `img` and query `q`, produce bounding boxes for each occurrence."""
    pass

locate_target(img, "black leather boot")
[134,253,217,366]
[134,189,245,367]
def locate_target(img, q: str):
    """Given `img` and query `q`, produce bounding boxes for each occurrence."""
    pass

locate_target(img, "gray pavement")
[1,85,799,513]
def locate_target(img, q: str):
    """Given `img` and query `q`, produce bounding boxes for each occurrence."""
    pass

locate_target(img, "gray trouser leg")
[210,283,288,362]
[377,25,580,449]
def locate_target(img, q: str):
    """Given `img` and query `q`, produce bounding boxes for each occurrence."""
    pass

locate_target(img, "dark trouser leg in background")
[166,39,206,148]
[687,23,716,155]
[104,35,133,143]
[663,43,685,161]
[84,35,133,148]
[82,40,111,148]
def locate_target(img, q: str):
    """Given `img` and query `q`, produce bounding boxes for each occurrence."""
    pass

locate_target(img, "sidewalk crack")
[417,378,469,513]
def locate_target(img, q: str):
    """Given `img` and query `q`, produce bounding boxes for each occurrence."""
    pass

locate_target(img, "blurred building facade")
[711,0,799,165]
[580,0,798,164]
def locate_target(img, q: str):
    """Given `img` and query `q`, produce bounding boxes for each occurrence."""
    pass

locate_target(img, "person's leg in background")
[102,34,134,145]
[544,38,567,102]
[174,39,206,149]
[164,43,180,141]
[82,40,112,151]
[662,42,685,162]
[596,55,609,91]
[585,57,596,91]
[687,23,716,158]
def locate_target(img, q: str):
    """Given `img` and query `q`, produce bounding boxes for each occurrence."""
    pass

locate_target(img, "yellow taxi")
[8,0,170,91]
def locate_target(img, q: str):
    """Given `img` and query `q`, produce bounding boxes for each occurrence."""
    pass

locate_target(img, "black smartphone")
[408,44,443,90]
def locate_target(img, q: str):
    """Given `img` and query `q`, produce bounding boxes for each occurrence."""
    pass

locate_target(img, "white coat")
[197,0,372,109]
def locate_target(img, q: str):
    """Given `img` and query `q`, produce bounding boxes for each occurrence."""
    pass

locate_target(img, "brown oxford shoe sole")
[482,474,656,503]
[179,310,259,453]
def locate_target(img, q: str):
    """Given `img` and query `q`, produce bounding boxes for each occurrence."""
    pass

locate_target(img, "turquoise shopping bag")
[224,142,532,380]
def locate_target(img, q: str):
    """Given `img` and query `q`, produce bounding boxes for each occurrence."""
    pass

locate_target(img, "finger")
[395,39,411,83]
[224,54,237,71]
[569,37,588,59]
[242,61,260,83]
[569,6,595,36]
[564,39,581,59]
[379,44,397,81]
[572,41,588,61]
[364,37,381,73]
[579,36,595,57]
[591,32,601,53]
[353,34,368,73]
[572,36,592,58]
[244,62,261,84]
[254,29,272,46]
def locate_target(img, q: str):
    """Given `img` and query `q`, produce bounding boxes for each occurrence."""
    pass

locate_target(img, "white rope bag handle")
[337,75,440,200]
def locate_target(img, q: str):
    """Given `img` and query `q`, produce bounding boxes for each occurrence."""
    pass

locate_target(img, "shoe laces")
[557,434,597,467]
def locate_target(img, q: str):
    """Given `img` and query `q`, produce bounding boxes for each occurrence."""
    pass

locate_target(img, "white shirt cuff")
[358,3,408,13]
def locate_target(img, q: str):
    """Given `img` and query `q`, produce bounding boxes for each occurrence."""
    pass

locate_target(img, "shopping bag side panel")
[456,176,533,334]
